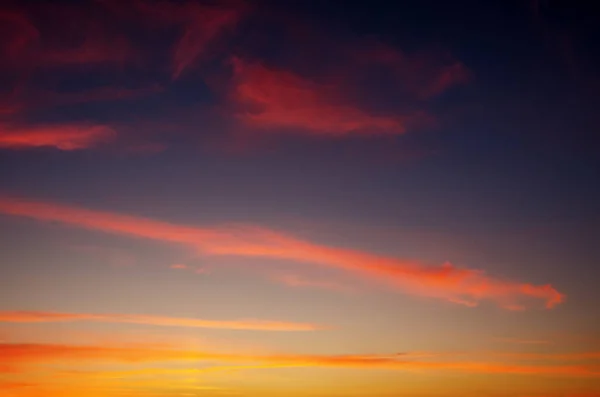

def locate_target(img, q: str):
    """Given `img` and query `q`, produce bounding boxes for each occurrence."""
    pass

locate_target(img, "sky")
[0,0,599,396]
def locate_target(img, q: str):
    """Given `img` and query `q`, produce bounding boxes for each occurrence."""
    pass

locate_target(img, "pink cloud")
[0,196,565,310]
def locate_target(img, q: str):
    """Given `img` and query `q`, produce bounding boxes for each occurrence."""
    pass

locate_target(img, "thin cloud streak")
[171,4,242,80]
[497,352,600,361]
[0,311,322,331]
[169,263,188,270]
[2,343,598,377]
[272,273,353,293]
[494,337,552,345]
[0,196,564,309]
[0,123,115,150]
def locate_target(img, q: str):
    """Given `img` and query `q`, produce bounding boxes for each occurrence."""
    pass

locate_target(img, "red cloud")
[39,37,131,68]
[231,57,416,136]
[0,123,115,150]
[361,42,470,99]
[171,4,242,80]
[0,310,322,331]
[119,0,244,80]
[0,4,134,70]
[0,9,39,66]
[0,196,565,309]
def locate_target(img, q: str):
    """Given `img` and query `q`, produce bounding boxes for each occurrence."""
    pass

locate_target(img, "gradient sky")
[1,1,599,396]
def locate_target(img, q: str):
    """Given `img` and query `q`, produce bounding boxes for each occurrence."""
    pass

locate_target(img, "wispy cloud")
[231,57,411,136]
[496,351,600,361]
[272,273,353,293]
[116,0,244,80]
[2,342,598,377]
[494,337,552,345]
[0,4,133,70]
[0,123,116,150]
[0,311,322,331]
[0,196,565,309]
[357,42,470,99]
[170,4,242,80]
[169,263,188,270]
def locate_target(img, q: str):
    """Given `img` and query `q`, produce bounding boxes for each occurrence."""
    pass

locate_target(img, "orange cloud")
[0,311,322,331]
[2,342,598,377]
[494,337,552,345]
[231,57,413,136]
[0,123,115,150]
[272,273,352,293]
[169,263,188,270]
[0,196,564,309]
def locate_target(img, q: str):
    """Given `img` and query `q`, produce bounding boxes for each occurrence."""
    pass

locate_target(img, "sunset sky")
[1,1,599,396]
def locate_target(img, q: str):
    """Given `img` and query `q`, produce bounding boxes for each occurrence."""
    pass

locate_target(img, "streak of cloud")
[272,273,353,293]
[0,123,115,150]
[497,351,600,361]
[494,337,552,345]
[1,343,598,377]
[0,311,322,331]
[0,196,564,309]
[169,264,188,270]
[118,0,244,80]
[170,4,242,80]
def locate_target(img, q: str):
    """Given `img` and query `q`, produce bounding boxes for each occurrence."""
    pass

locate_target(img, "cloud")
[1,1,468,152]
[170,4,243,80]
[496,352,600,361]
[2,342,598,377]
[357,42,470,99]
[31,85,164,108]
[272,273,352,293]
[169,263,188,270]
[0,123,115,150]
[0,4,134,70]
[224,20,468,140]
[230,57,412,136]
[494,337,552,345]
[0,196,564,309]
[0,311,322,331]
[114,0,244,80]
[0,9,39,67]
